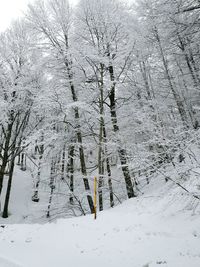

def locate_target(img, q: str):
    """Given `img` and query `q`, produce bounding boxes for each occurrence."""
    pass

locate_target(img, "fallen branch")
[158,169,200,201]
[175,5,200,13]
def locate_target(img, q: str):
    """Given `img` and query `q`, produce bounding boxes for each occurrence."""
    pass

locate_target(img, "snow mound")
[0,186,200,267]
[0,256,23,267]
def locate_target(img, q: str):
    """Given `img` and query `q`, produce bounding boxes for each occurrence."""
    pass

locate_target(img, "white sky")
[0,0,78,32]
[0,0,30,32]
[0,0,133,32]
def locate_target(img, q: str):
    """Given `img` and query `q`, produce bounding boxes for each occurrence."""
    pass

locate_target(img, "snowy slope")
[0,179,200,267]
[1,167,33,223]
[1,163,200,267]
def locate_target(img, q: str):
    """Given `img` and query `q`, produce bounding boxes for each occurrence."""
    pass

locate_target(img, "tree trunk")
[31,157,41,202]
[32,139,44,203]
[0,122,13,197]
[98,64,104,211]
[61,145,66,181]
[20,152,26,171]
[175,57,199,129]
[154,28,189,128]
[66,65,94,213]
[2,157,15,218]
[67,145,75,205]
[17,153,21,166]
[139,60,152,100]
[103,123,114,208]
[46,161,56,218]
[108,64,135,199]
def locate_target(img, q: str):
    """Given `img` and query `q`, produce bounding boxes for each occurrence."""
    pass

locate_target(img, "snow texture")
[0,170,200,267]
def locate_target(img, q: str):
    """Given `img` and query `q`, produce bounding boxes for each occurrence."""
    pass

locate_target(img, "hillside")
[0,169,200,267]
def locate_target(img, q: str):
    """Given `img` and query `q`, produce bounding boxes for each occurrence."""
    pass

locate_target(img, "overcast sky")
[0,0,133,32]
[0,0,30,32]
[0,0,78,32]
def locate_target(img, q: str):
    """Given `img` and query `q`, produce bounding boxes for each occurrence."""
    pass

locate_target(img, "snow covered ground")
[0,172,200,267]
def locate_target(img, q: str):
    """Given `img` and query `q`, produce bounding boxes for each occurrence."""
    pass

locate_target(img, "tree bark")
[66,63,94,213]
[0,122,13,197]
[32,135,44,202]
[154,28,189,128]
[66,144,75,205]
[108,64,135,198]
[2,156,15,218]
[103,123,114,208]
[61,145,66,181]
[98,64,104,211]
[46,160,56,218]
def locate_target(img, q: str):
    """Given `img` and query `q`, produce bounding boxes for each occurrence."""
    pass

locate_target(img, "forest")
[0,0,200,222]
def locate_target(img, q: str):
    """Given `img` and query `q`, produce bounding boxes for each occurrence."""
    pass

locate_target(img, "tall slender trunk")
[103,123,114,208]
[139,60,152,100]
[32,136,44,203]
[98,64,104,211]
[66,62,94,213]
[177,33,200,93]
[67,144,74,204]
[2,156,15,218]
[175,58,199,129]
[188,47,200,84]
[31,156,42,202]
[20,152,26,171]
[154,28,188,127]
[108,64,135,199]
[0,122,13,197]
[61,145,66,181]
[17,153,21,166]
[46,160,56,218]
